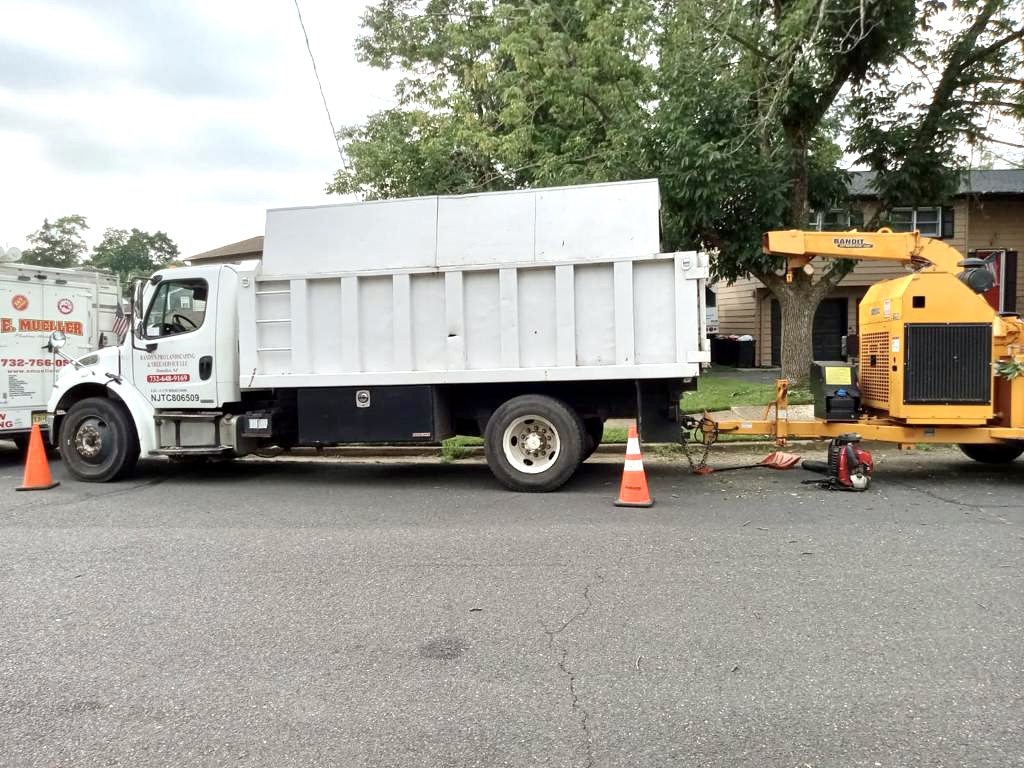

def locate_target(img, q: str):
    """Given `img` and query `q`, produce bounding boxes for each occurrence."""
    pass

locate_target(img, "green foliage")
[91,228,180,289]
[848,0,1024,208]
[995,358,1024,380]
[333,0,1024,375]
[22,215,90,269]
[330,0,656,197]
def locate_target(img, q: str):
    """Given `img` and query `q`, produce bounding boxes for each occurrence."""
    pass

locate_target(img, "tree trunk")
[775,283,821,384]
[760,269,834,385]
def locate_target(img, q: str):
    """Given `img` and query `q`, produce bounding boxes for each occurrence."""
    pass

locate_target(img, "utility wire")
[292,0,349,170]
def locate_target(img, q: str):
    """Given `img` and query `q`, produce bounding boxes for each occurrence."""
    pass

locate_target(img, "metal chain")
[679,416,719,474]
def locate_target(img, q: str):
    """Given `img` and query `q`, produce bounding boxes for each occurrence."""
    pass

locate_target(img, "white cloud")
[0,0,399,257]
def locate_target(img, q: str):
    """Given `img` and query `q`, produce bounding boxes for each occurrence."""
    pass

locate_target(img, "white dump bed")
[261,179,662,277]
[238,180,708,389]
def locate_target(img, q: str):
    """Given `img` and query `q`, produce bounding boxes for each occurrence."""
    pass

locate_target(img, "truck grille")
[904,323,991,404]
[859,331,890,403]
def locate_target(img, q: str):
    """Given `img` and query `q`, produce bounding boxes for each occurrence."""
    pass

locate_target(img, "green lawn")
[680,366,812,414]
[441,367,805,453]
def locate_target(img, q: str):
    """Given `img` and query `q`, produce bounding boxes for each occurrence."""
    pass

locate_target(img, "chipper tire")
[59,397,139,482]
[484,395,585,492]
[958,442,1024,464]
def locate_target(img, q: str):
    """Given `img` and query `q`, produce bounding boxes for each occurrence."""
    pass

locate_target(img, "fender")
[102,378,159,457]
[48,373,158,457]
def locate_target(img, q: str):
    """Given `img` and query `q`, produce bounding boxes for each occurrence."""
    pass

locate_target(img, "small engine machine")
[803,433,874,491]
[809,361,861,422]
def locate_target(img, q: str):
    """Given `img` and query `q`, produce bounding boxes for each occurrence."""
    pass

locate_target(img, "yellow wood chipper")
[703,228,1024,465]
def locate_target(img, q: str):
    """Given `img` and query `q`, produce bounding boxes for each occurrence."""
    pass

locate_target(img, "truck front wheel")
[484,395,585,492]
[60,397,139,482]
[958,442,1024,464]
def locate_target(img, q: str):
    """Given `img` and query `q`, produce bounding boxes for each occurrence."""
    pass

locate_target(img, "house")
[187,236,264,265]
[711,169,1024,366]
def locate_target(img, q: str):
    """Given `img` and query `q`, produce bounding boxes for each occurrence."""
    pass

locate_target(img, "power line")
[292,0,349,170]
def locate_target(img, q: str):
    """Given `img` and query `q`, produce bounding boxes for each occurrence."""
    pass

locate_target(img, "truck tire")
[958,442,1024,464]
[59,397,139,482]
[581,418,605,462]
[484,395,585,492]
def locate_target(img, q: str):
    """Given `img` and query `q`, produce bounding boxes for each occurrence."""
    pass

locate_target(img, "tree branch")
[915,0,1003,146]
[959,26,1024,71]
[707,21,775,61]
[985,136,1024,150]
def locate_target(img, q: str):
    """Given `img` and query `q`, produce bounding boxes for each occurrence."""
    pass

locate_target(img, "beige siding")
[713,278,759,335]
[712,197,1006,366]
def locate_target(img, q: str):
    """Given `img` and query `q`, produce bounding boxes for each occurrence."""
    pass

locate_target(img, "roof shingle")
[850,168,1024,197]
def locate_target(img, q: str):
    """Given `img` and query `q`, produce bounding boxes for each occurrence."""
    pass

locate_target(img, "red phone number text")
[1,358,70,368]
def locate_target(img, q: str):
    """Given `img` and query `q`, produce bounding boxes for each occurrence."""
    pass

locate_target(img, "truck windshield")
[144,279,208,338]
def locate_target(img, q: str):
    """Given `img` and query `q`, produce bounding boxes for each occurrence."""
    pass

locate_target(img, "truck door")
[133,274,219,408]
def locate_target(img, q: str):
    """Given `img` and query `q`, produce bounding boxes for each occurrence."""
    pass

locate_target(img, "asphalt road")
[1,443,1022,768]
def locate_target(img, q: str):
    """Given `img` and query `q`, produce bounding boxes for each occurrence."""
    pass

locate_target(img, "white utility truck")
[1,261,120,449]
[46,180,708,491]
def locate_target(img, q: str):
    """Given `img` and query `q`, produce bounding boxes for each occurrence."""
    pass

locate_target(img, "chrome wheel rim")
[502,415,560,474]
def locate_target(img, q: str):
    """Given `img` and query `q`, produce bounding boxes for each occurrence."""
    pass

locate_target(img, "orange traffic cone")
[16,424,59,492]
[614,424,653,508]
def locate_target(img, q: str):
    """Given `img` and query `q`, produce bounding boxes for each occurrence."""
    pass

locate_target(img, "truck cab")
[48,264,245,481]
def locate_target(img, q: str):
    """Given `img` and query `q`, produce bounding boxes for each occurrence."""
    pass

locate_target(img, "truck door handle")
[199,356,213,380]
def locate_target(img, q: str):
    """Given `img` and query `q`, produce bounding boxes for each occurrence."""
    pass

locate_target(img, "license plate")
[32,412,47,425]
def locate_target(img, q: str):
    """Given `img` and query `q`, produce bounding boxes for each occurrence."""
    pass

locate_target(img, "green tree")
[333,0,1024,381]
[22,215,90,269]
[330,0,656,197]
[90,228,180,289]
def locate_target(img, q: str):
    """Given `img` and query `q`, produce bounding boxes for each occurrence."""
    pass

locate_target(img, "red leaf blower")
[802,433,874,491]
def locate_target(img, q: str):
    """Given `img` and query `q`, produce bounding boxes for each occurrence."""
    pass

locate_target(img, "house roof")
[187,236,264,263]
[850,169,1024,198]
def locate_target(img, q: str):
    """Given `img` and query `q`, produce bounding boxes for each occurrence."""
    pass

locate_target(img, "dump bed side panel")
[238,252,708,390]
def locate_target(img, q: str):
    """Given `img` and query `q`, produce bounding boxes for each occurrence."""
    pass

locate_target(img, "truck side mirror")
[48,330,67,351]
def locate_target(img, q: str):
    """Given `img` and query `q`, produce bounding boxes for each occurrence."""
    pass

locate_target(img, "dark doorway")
[813,298,848,360]
[770,297,848,367]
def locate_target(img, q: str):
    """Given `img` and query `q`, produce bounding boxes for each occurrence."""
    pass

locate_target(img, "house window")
[890,207,942,237]
[809,209,865,231]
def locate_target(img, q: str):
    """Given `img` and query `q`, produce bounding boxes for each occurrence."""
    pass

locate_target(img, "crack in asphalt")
[540,575,602,768]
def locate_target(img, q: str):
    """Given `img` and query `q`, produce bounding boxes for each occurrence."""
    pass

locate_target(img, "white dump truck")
[1,262,120,449]
[46,179,708,491]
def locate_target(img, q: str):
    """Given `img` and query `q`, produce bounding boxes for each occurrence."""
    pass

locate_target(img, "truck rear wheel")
[484,395,585,492]
[958,442,1024,464]
[59,397,139,482]
[581,418,605,462]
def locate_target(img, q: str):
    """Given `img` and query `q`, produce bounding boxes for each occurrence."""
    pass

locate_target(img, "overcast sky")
[0,0,398,257]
